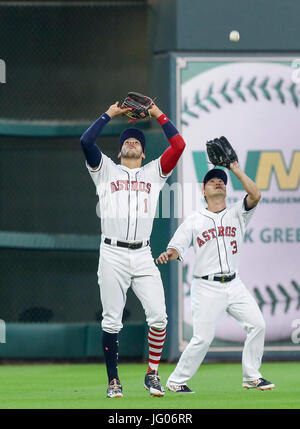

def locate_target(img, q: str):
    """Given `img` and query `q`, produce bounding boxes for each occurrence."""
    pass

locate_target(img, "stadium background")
[0,0,299,363]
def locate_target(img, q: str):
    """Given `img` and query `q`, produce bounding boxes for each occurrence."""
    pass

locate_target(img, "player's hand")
[229,160,240,171]
[156,251,170,264]
[148,104,163,119]
[106,101,132,119]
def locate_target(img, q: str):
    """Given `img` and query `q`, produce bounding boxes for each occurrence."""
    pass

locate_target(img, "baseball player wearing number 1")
[156,163,275,393]
[80,100,186,398]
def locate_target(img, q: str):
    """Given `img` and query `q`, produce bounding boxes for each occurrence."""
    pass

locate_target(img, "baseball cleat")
[166,381,195,393]
[144,370,165,397]
[243,378,275,391]
[107,378,123,398]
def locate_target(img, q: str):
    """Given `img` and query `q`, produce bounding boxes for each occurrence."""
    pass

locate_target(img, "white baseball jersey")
[166,197,266,385]
[167,198,256,277]
[86,154,171,241]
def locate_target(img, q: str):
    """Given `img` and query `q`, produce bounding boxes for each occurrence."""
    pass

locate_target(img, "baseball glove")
[206,136,238,169]
[121,91,154,120]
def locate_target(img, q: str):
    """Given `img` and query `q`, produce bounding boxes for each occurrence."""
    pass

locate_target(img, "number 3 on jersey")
[230,240,238,254]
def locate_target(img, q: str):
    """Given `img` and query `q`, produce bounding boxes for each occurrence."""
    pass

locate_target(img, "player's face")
[119,138,145,160]
[204,178,226,199]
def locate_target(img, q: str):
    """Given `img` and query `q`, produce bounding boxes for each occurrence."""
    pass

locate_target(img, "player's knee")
[255,318,266,333]
[191,334,212,349]
[247,318,266,335]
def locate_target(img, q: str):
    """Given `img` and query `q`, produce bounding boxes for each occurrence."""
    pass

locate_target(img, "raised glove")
[206,136,238,169]
[121,91,154,120]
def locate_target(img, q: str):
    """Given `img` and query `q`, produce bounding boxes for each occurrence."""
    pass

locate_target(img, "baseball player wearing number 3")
[80,100,186,398]
[156,163,275,393]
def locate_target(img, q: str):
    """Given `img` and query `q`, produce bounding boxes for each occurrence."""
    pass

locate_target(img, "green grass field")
[0,362,299,409]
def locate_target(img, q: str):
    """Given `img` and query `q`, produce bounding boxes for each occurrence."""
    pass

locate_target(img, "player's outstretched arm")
[149,104,186,175]
[230,161,261,208]
[156,248,179,265]
[80,102,132,170]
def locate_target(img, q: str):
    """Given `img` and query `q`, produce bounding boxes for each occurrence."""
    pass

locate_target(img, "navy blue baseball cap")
[119,128,146,152]
[203,168,228,186]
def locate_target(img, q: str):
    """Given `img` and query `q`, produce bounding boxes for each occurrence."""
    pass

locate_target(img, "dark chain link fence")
[0,248,145,323]
[0,135,106,234]
[0,133,148,323]
[0,1,150,324]
[0,0,149,121]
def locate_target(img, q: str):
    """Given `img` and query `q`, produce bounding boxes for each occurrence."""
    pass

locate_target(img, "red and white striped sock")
[147,326,166,373]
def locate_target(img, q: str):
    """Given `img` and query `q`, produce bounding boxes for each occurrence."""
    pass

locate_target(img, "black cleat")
[166,381,195,393]
[107,378,123,398]
[243,378,275,391]
[144,370,165,397]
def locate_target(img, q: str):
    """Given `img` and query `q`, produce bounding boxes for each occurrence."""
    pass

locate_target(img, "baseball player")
[156,162,275,392]
[80,100,186,398]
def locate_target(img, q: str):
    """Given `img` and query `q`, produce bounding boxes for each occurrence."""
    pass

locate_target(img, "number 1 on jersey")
[144,198,148,213]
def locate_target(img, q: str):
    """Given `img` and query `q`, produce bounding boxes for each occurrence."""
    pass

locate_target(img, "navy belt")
[104,238,149,250]
[202,273,236,283]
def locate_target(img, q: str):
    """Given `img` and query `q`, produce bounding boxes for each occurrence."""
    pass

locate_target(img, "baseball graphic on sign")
[180,61,300,344]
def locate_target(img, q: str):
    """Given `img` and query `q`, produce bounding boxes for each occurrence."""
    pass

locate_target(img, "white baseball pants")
[98,242,167,334]
[168,275,266,384]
